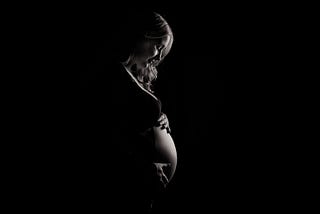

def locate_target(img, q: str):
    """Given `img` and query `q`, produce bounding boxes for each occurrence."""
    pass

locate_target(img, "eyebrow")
[148,35,169,42]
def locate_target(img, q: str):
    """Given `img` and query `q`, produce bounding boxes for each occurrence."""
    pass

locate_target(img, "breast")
[153,127,177,181]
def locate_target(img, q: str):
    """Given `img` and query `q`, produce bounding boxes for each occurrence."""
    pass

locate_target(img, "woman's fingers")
[156,113,171,132]
[157,113,166,122]
[154,162,171,168]
[161,173,169,187]
[157,113,169,129]
[153,162,171,188]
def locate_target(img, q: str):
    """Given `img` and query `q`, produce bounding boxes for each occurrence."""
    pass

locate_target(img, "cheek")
[147,44,157,57]
[135,43,156,59]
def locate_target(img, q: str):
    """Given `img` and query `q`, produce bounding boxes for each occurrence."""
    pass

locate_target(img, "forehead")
[147,35,171,47]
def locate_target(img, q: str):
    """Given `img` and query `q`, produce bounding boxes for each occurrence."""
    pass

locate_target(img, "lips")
[148,58,159,66]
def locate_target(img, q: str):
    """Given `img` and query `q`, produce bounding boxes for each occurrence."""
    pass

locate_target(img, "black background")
[5,4,225,212]
[5,3,289,213]
[74,6,224,212]
[4,3,309,212]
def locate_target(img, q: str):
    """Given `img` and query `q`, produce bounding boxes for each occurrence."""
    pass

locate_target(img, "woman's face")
[132,35,171,71]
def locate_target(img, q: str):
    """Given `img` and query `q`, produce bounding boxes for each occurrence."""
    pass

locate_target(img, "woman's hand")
[156,113,171,134]
[151,162,171,193]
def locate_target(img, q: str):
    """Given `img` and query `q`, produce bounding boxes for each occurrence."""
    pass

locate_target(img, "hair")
[111,10,173,92]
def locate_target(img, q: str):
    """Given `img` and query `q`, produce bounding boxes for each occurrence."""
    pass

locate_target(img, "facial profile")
[132,35,171,71]
[122,12,173,91]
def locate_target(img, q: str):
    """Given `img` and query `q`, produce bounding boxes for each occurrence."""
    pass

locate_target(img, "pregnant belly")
[153,127,177,181]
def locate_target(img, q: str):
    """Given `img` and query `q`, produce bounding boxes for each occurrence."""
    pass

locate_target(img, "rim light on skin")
[122,12,174,92]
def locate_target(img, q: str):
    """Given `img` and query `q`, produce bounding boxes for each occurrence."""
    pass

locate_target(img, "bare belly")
[153,127,177,181]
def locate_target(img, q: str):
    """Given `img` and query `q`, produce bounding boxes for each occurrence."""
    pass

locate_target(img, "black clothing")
[9,60,164,213]
[51,61,163,212]
[83,61,164,212]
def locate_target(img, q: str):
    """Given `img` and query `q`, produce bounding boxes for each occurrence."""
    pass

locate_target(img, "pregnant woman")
[12,9,177,214]
[102,10,178,213]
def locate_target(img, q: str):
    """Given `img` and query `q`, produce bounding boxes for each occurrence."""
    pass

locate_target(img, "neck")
[121,63,158,100]
[121,57,156,92]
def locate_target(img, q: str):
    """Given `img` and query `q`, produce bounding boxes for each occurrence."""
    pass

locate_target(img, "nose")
[152,47,162,61]
[154,52,161,61]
